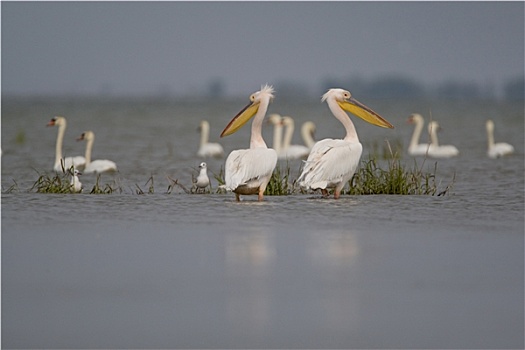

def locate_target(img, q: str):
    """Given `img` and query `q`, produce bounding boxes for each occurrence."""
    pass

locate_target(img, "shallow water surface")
[2,97,524,348]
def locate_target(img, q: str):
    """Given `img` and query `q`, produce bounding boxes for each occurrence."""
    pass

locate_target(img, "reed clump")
[90,174,118,194]
[265,163,292,196]
[31,169,77,194]
[346,157,448,195]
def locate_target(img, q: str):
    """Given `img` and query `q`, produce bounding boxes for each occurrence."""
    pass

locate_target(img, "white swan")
[220,84,278,202]
[197,120,224,158]
[406,113,430,156]
[47,116,86,172]
[301,121,317,150]
[77,131,118,173]
[268,113,284,157]
[427,121,459,158]
[280,116,310,159]
[486,119,514,158]
[298,88,394,199]
[194,162,210,193]
[70,169,82,193]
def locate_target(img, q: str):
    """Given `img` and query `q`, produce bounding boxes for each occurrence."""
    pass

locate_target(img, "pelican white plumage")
[298,88,394,199]
[220,84,278,202]
[486,119,514,158]
[70,169,82,193]
[194,162,210,193]
[77,131,118,174]
[427,121,459,158]
[197,120,224,158]
[47,116,86,172]
[301,121,317,150]
[280,116,310,159]
[406,113,430,156]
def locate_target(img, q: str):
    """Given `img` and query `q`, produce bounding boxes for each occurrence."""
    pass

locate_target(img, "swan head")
[268,113,282,125]
[281,116,295,127]
[486,119,495,132]
[46,116,66,127]
[407,113,424,124]
[428,121,441,133]
[77,131,95,142]
[220,84,275,137]
[322,88,394,129]
[198,120,210,131]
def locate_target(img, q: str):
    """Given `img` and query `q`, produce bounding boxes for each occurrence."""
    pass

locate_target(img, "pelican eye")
[250,94,256,102]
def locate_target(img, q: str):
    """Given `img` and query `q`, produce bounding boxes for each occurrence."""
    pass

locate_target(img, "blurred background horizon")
[2,1,524,101]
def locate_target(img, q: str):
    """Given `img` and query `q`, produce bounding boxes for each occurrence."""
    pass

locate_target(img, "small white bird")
[427,121,459,158]
[486,119,514,158]
[70,169,82,193]
[77,131,118,174]
[197,120,224,158]
[194,162,210,193]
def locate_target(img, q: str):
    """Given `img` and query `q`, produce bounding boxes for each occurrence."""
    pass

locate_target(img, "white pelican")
[268,113,284,156]
[47,116,86,172]
[298,88,394,199]
[77,131,118,173]
[70,169,83,193]
[197,120,224,158]
[427,121,459,158]
[194,162,210,193]
[486,119,514,158]
[406,113,430,156]
[220,84,278,202]
[280,116,310,159]
[301,121,317,149]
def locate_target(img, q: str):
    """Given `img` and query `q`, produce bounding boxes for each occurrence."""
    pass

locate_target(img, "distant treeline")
[271,75,525,101]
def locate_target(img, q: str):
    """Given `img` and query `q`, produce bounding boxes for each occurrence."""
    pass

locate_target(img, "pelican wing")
[225,148,278,190]
[299,139,362,190]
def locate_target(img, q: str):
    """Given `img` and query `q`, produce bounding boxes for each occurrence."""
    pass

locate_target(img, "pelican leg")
[258,190,264,202]
[235,193,241,202]
[321,189,329,197]
[334,189,341,199]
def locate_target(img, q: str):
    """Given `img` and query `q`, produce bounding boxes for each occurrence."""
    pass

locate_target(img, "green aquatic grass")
[20,144,453,196]
[31,168,76,194]
[345,157,450,195]
[265,163,293,196]
[90,174,119,194]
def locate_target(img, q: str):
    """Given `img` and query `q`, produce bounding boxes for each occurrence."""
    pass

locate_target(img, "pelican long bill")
[338,98,394,129]
[220,101,261,137]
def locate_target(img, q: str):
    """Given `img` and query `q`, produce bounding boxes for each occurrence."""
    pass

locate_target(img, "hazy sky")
[2,1,524,97]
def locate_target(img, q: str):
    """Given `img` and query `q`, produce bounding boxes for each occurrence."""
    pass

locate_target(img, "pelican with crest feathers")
[220,85,278,202]
[298,88,394,199]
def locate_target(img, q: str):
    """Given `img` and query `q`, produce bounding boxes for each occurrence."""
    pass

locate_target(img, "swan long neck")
[327,96,359,143]
[55,122,66,166]
[282,119,294,150]
[428,124,439,146]
[200,122,209,146]
[486,123,495,148]
[84,136,94,165]
[301,123,316,149]
[409,118,424,148]
[271,119,282,153]
[250,99,270,149]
